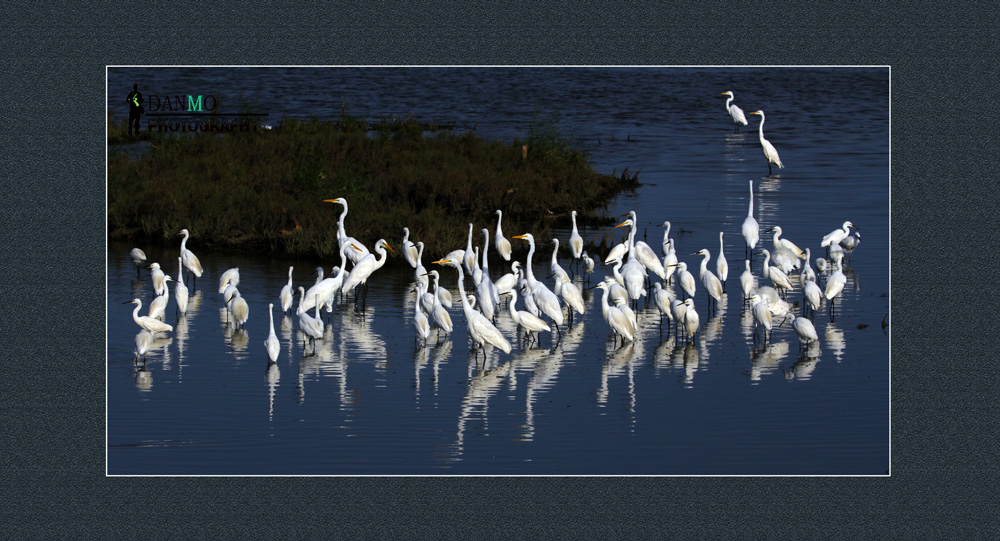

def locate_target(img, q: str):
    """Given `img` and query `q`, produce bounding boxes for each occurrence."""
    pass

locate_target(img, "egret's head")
[721,91,733,97]
[323,197,346,206]
[614,219,633,229]
[691,250,706,256]
[750,110,763,116]
[179,229,189,236]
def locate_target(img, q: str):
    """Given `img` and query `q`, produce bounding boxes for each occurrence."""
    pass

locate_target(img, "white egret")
[302,248,345,313]
[662,237,678,284]
[582,252,595,280]
[721,90,748,132]
[472,246,483,286]
[474,262,496,321]
[223,284,239,312]
[412,289,430,345]
[507,286,551,346]
[123,298,174,333]
[622,212,666,280]
[342,240,393,299]
[296,286,323,350]
[178,229,203,286]
[604,239,628,266]
[614,297,638,340]
[740,259,755,302]
[749,110,784,175]
[511,233,564,328]
[717,232,729,292]
[494,210,512,262]
[550,238,569,282]
[760,249,793,296]
[417,278,435,316]
[427,271,453,336]
[414,241,429,290]
[494,261,521,297]
[784,313,819,349]
[134,330,154,363]
[174,257,189,317]
[402,227,418,269]
[768,225,805,259]
[230,291,249,329]
[840,231,861,261]
[673,261,696,299]
[463,223,477,277]
[481,228,500,308]
[555,274,585,317]
[804,279,823,315]
[613,218,650,307]
[130,248,146,277]
[569,210,584,268]
[670,298,688,339]
[148,276,172,320]
[754,286,791,319]
[800,248,817,286]
[324,198,370,265]
[652,282,674,333]
[279,266,294,314]
[749,294,773,343]
[149,262,166,296]
[742,180,759,260]
[815,257,829,274]
[821,221,858,249]
[603,261,630,305]
[824,257,847,310]
[682,298,700,343]
[433,258,512,355]
[265,303,280,362]
[519,278,540,317]
[218,267,240,294]
[594,280,634,344]
[692,249,723,313]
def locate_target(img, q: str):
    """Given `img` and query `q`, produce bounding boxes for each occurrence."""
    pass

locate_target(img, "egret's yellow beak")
[351,244,363,251]
[384,243,395,254]
[323,198,341,203]
[614,221,629,228]
[512,234,527,239]
[431,259,451,265]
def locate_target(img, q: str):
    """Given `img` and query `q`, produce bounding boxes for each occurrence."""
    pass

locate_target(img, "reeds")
[108,114,638,264]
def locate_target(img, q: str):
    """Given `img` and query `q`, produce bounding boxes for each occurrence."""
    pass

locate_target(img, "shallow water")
[108,67,888,475]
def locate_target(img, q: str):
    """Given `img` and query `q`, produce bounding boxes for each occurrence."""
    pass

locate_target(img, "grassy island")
[108,114,638,263]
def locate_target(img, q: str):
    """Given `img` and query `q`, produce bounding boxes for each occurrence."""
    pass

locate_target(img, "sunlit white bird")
[670,298,688,338]
[595,280,634,343]
[623,211,666,280]
[760,249,793,296]
[824,257,847,304]
[178,229,203,285]
[230,291,249,329]
[494,261,521,297]
[569,210,584,268]
[740,259,755,302]
[134,330,154,362]
[555,274,585,317]
[692,249,723,312]
[401,227,418,269]
[742,180,759,260]
[681,298,700,343]
[123,298,173,333]
[279,266,294,314]
[130,248,146,277]
[265,303,280,362]
[652,282,675,331]
[433,257,512,355]
[494,210,512,262]
[614,297,638,340]
[613,218,650,306]
[427,270,453,336]
[414,241,429,290]
[149,262,166,296]
[481,228,500,308]
[800,248,817,286]
[218,267,240,294]
[821,221,859,249]
[673,261,696,299]
[749,294,773,343]
[721,90,748,131]
[716,232,729,292]
[296,286,323,349]
[804,278,823,314]
[342,240,394,296]
[507,286,551,344]
[463,223,478,277]
[550,238,570,282]
[512,233,564,328]
[324,197,370,265]
[749,110,784,175]
[148,276,172,320]
[582,252,595,279]
[174,257,188,316]
[412,288,430,344]
[768,225,805,260]
[784,313,819,348]
[662,237,678,285]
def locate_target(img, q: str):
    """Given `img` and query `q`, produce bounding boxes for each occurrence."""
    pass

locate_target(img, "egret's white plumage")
[428,271,453,334]
[402,227,418,269]
[296,286,323,345]
[265,303,280,362]
[749,294,773,341]
[716,232,729,290]
[582,252,595,277]
[721,91,748,129]
[481,228,500,308]
[342,240,393,295]
[675,261,696,299]
[414,242,429,290]
[494,210,512,262]
[134,330,154,361]
[508,287,551,337]
[670,298,688,336]
[740,259,755,301]
[743,181,759,253]
[279,266,294,314]
[821,221,858,248]
[662,237,678,284]
[785,313,819,346]
[614,298,638,339]
[824,258,847,302]
[218,267,240,294]
[769,226,805,259]
[463,223,478,277]
[174,258,188,315]
[550,238,569,282]
[604,241,628,266]
[324,198,370,265]
[800,248,817,286]
[230,291,249,328]
[494,261,521,296]
[512,233,563,326]
[652,282,674,324]
[433,258,511,354]
[682,298,700,342]
[179,229,203,278]
[760,249,793,293]
[693,249,723,307]
[412,289,430,343]
[614,218,649,302]
[595,280,634,342]
[623,211,666,280]
[149,262,166,296]
[749,110,784,175]
[815,258,829,274]
[124,298,173,333]
[148,276,172,320]
[569,210,584,262]
[804,279,823,313]
[130,248,146,276]
[556,275,585,315]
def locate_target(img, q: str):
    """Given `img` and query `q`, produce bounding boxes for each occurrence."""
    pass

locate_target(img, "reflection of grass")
[108,115,638,263]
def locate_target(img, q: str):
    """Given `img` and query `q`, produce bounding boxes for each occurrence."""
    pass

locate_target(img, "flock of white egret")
[122,93,862,365]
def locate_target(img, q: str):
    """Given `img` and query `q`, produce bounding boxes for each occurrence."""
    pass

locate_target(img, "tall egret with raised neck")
[595,279,634,344]
[432,257,511,356]
[412,288,430,345]
[821,221,859,250]
[783,313,819,350]
[716,232,729,293]
[742,180,759,261]
[749,294,772,343]
[342,240,393,303]
[402,227,418,269]
[279,266,294,314]
[178,229,203,287]
[622,212,666,280]
[174,257,189,317]
[130,248,146,278]
[511,233,564,329]
[507,286,550,347]
[749,110,784,175]
[324,197,370,264]
[296,286,323,351]
[494,210,512,262]
[681,298,700,343]
[550,238,569,282]
[123,298,173,333]
[760,249,793,297]
[569,210,584,270]
[692,249,723,313]
[613,218,650,309]
[463,223,477,277]
[148,276,172,320]
[721,91,748,132]
[427,271,453,337]
[265,303,280,362]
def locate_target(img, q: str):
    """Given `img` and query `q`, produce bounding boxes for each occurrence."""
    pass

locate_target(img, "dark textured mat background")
[2,2,979,537]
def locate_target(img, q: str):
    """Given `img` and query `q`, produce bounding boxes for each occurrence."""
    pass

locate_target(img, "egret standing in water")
[822,221,859,255]
[411,288,430,346]
[123,298,174,333]
[402,227,418,269]
[174,257,189,318]
[682,298,700,343]
[342,240,394,308]
[717,232,729,293]
[511,233,564,332]
[134,330,154,364]
[783,313,819,350]
[749,294,772,344]
[743,180,759,263]
[594,279,634,346]
[749,110,783,176]
[507,286,551,348]
[178,229,203,288]
[494,210,512,262]
[569,210,584,272]
[432,257,512,358]
[692,249,723,314]
[149,262,166,296]
[740,259,754,303]
[218,267,240,294]
[824,257,847,321]
[148,276,172,320]
[279,266,294,315]
[721,91,748,132]
[581,252,595,284]
[324,198,370,265]
[130,248,146,278]
[265,303,280,363]
[230,291,249,329]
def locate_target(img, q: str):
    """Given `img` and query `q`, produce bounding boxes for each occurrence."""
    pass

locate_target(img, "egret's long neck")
[626,224,637,261]
[571,213,578,234]
[613,260,623,281]
[287,267,293,284]
[726,95,734,112]
[177,260,185,286]
[180,233,188,252]
[599,287,610,317]
[416,244,424,266]
[701,252,710,275]
[719,233,725,253]
[550,240,559,268]
[337,205,348,241]
[269,306,275,333]
[525,240,537,285]
[133,303,142,325]
[457,272,472,313]
[757,113,766,141]
[496,212,503,234]
[481,232,490,269]
[748,184,755,219]
[297,288,305,314]
[375,246,388,269]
